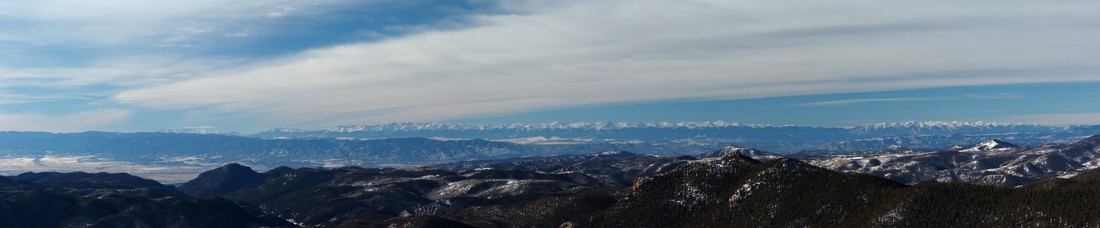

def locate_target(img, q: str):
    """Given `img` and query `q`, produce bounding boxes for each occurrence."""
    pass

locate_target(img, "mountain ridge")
[806,136,1100,187]
[0,170,292,227]
[6,137,1100,227]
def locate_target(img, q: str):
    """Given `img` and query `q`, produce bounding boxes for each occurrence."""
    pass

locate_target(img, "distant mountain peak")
[962,139,1019,152]
[1075,135,1100,145]
[179,163,264,197]
[880,145,913,153]
[220,163,250,170]
[595,151,634,156]
[856,121,1035,129]
[1064,135,1100,152]
[695,145,772,160]
[720,145,748,151]
[721,145,758,155]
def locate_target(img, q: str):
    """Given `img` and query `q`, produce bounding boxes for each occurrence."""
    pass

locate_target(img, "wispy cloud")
[0,109,132,132]
[964,93,1024,100]
[0,0,366,95]
[3,0,1100,131]
[111,0,1100,129]
[0,0,355,46]
[266,6,297,18]
[797,98,930,106]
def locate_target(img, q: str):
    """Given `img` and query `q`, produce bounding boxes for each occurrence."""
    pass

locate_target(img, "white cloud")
[0,56,248,100]
[0,90,81,105]
[0,109,133,132]
[266,6,297,18]
[226,30,251,38]
[111,0,1100,128]
[963,93,1024,100]
[0,0,369,108]
[798,98,930,106]
[0,0,356,46]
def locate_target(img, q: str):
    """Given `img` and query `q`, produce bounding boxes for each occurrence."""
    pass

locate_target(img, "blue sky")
[455,82,1100,127]
[1,0,1099,132]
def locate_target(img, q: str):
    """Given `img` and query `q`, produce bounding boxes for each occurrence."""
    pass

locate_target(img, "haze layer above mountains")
[3,121,1099,183]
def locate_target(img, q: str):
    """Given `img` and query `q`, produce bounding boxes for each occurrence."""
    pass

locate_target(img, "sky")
[1,0,1099,133]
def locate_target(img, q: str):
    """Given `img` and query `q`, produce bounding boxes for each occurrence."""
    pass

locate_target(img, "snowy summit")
[961,139,1019,152]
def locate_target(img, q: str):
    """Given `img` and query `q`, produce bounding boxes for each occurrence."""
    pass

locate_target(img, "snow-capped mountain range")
[268,121,775,133]
[265,121,1046,133]
[253,121,1099,153]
